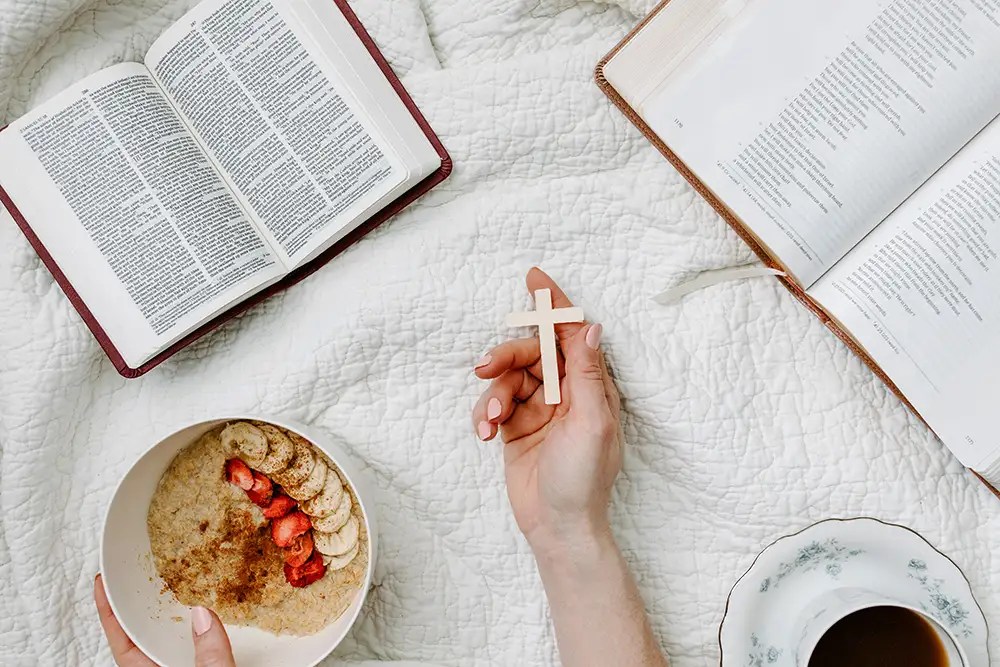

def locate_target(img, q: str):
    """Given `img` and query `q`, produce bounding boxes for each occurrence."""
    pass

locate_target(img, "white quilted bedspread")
[2,1,999,665]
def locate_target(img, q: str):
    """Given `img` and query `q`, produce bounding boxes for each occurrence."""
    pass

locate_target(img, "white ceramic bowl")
[100,417,378,667]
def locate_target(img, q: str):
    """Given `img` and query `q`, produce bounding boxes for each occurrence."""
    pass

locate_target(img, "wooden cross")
[507,288,585,405]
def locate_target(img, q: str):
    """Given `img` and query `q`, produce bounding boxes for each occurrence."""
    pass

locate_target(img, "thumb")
[191,607,236,667]
[563,323,609,416]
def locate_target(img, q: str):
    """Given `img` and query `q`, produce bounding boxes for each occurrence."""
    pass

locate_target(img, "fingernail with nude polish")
[192,606,212,636]
[487,397,502,421]
[586,323,603,350]
[475,354,492,370]
[477,421,492,441]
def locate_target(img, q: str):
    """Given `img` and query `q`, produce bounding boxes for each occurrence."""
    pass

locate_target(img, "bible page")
[809,116,1000,471]
[144,0,408,267]
[281,0,443,266]
[0,64,284,368]
[640,0,1000,287]
[288,0,441,178]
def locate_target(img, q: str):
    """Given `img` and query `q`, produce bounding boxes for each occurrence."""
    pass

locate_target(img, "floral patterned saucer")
[719,518,989,666]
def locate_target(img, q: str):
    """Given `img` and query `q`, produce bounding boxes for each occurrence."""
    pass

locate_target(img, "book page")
[602,0,750,112]
[640,0,1000,287]
[275,0,444,265]
[144,0,408,266]
[810,116,1000,470]
[287,0,442,177]
[0,64,283,367]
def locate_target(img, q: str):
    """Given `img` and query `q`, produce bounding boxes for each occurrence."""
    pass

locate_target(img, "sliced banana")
[329,465,345,485]
[322,541,360,571]
[272,435,315,487]
[311,489,352,532]
[285,458,328,502]
[221,422,268,468]
[313,515,359,557]
[301,475,344,519]
[255,423,295,474]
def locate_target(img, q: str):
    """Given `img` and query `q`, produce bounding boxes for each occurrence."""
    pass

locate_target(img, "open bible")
[598,0,1000,489]
[0,0,450,377]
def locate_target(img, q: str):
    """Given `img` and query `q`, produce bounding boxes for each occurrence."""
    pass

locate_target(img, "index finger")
[525,267,588,340]
[475,336,565,380]
[94,574,157,667]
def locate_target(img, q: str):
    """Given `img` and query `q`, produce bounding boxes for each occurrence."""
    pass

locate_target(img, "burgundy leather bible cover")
[0,0,452,379]
[595,0,1000,498]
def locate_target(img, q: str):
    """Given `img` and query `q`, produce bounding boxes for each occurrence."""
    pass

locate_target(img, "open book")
[0,0,450,377]
[598,0,1000,489]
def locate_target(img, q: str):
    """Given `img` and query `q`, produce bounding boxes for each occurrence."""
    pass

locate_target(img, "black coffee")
[808,606,948,667]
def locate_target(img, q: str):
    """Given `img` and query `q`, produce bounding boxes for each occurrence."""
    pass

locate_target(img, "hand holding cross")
[506,288,585,404]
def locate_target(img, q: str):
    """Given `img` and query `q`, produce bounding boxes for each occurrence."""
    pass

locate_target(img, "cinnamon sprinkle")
[157,505,283,610]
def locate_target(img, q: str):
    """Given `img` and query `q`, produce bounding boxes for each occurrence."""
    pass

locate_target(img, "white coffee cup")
[793,587,967,666]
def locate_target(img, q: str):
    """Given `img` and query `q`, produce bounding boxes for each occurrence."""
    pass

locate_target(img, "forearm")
[531,525,669,667]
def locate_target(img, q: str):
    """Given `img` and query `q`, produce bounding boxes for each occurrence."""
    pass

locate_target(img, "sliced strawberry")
[224,459,254,490]
[271,511,312,548]
[245,471,273,506]
[261,493,297,519]
[284,550,326,588]
[284,532,314,568]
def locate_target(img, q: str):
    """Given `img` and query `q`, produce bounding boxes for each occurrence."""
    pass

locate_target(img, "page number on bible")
[673,118,684,129]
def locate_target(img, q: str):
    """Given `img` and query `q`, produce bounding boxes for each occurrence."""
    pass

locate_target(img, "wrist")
[527,515,617,572]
